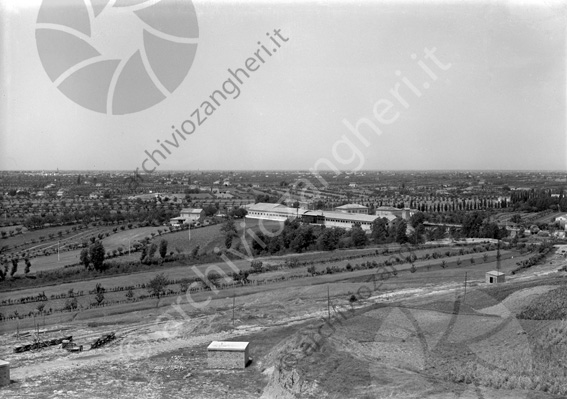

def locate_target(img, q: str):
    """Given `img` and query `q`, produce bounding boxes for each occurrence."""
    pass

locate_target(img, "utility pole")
[496,240,501,271]
[327,285,331,321]
[463,272,468,303]
[57,240,60,262]
[232,294,235,327]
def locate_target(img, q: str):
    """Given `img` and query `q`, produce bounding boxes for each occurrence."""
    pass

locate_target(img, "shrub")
[64,297,78,310]
[147,273,169,299]
[250,260,263,273]
[94,283,105,304]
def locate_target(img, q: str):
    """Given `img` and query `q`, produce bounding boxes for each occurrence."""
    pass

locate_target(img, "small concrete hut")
[207,341,250,369]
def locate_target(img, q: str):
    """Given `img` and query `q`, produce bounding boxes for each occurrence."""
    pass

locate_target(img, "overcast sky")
[0,0,565,172]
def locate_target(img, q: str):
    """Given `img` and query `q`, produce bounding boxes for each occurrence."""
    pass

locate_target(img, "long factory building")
[245,203,412,231]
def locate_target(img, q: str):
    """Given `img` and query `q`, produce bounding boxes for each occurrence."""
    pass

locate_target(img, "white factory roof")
[208,341,249,351]
[335,203,368,210]
[304,210,380,223]
[248,203,300,214]
[486,271,505,276]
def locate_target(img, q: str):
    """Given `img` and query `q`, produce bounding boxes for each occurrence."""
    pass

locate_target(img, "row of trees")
[510,188,567,212]
[0,257,32,280]
[139,239,169,264]
[78,237,178,271]
[461,212,508,239]
[79,242,106,271]
[243,220,372,256]
[371,218,409,244]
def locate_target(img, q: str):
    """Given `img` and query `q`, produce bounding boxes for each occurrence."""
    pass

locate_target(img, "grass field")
[517,285,567,320]
[0,247,534,333]
[149,224,223,255]
[17,226,179,273]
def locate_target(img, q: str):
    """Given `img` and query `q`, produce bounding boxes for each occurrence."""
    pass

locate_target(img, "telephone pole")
[463,272,468,303]
[327,285,331,321]
[496,240,501,271]
[232,294,235,327]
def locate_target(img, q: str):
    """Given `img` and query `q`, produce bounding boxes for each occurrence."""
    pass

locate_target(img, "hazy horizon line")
[1,169,566,173]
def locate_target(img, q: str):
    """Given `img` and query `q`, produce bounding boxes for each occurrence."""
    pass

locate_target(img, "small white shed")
[486,270,505,284]
[0,360,9,386]
[207,341,250,369]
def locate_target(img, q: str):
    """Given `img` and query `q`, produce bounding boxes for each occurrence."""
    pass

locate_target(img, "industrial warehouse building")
[302,210,381,231]
[247,203,406,231]
[334,203,369,214]
[246,202,305,221]
[207,341,250,369]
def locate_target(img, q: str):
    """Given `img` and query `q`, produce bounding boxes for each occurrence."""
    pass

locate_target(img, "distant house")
[486,271,505,284]
[375,206,415,221]
[170,208,205,226]
[56,189,65,197]
[180,208,205,222]
[555,214,567,229]
[179,208,205,223]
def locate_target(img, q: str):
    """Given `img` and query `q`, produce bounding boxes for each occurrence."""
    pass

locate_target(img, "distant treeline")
[510,189,567,212]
